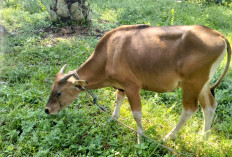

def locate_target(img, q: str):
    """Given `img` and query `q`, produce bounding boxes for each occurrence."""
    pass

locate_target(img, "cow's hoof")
[163,133,176,141]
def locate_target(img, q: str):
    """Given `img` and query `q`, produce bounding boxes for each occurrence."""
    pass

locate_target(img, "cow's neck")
[76,53,108,89]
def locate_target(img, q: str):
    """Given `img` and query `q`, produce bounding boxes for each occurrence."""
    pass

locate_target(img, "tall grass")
[0,0,232,156]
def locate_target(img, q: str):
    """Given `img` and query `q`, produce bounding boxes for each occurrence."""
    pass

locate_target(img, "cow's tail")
[210,38,231,96]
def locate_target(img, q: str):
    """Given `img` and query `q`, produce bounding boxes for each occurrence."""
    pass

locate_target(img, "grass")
[0,0,232,156]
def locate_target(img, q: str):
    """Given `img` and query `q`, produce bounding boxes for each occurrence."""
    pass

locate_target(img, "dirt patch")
[38,25,105,39]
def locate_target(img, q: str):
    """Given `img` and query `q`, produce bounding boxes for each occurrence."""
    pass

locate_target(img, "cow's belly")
[145,80,180,93]
[141,73,181,93]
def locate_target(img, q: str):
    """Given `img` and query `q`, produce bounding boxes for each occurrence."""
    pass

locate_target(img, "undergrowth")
[0,0,232,156]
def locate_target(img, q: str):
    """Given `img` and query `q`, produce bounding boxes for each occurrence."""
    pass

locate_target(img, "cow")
[45,25,231,144]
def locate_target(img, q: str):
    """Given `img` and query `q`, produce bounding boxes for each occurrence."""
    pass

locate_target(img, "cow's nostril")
[45,108,50,114]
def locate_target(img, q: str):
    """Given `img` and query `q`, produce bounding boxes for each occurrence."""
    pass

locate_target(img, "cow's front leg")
[125,87,143,144]
[112,89,125,119]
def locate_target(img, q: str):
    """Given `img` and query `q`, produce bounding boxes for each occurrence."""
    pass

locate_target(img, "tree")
[49,0,92,24]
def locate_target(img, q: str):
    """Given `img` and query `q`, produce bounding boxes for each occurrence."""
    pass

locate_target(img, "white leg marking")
[200,82,217,139]
[202,106,216,139]
[209,43,227,80]
[164,109,195,140]
[112,92,125,119]
[132,111,144,144]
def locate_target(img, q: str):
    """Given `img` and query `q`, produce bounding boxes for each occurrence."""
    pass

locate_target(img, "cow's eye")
[56,92,62,97]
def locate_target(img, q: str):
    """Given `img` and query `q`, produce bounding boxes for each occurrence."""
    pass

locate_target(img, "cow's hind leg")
[164,82,200,140]
[199,82,217,139]
[125,87,143,144]
[112,89,125,119]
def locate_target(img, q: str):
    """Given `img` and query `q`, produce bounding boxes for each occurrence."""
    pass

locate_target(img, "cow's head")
[45,64,87,115]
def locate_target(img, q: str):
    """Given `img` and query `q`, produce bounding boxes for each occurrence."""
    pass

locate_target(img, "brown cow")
[45,25,231,143]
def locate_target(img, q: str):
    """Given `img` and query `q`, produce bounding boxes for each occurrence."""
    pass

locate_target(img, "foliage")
[0,0,232,156]
[2,0,50,13]
[187,0,232,5]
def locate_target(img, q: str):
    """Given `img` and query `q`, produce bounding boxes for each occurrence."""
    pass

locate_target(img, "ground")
[0,0,232,156]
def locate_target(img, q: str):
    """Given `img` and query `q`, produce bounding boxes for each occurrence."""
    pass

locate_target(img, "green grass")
[1,0,232,156]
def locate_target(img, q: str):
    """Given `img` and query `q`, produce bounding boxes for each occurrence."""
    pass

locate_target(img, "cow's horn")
[60,73,74,83]
[59,64,67,74]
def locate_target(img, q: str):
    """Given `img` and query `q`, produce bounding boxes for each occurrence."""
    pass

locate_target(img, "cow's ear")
[75,80,88,90]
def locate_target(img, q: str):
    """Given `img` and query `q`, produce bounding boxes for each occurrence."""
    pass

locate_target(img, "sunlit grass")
[0,8,49,33]
[103,87,232,156]
[100,9,118,23]
[1,0,232,156]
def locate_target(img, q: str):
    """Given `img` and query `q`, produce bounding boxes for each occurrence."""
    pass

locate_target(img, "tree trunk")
[49,0,91,24]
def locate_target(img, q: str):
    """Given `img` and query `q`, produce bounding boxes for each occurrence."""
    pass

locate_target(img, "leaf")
[70,145,78,149]
[7,145,14,151]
